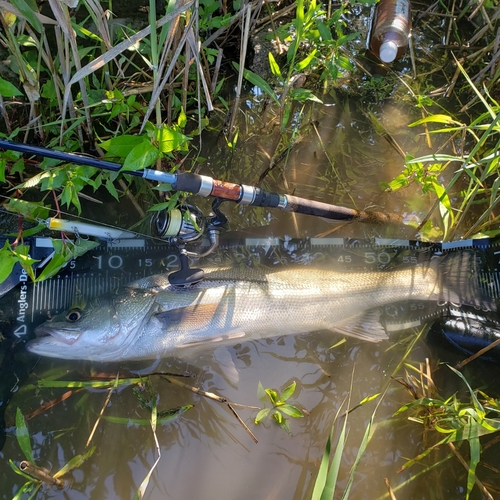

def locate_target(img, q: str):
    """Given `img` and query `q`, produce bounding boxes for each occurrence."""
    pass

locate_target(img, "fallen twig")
[163,375,259,443]
[19,461,65,489]
[86,373,119,448]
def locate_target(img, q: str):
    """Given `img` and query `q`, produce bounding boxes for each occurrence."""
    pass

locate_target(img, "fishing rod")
[0,138,404,286]
[0,139,403,225]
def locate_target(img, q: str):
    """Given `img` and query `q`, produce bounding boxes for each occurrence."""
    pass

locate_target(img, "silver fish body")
[28,258,476,361]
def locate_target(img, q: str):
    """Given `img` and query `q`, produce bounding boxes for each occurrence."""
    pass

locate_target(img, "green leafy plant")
[255,381,303,434]
[385,60,500,240]
[394,365,500,500]
[238,0,359,130]
[0,232,99,285]
[0,241,38,283]
[0,0,212,231]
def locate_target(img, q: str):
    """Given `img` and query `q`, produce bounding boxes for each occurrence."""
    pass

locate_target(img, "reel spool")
[152,204,205,243]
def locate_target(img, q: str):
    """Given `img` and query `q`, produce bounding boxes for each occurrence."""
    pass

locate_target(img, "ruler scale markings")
[7,235,500,316]
[442,240,474,250]
[49,279,55,312]
[33,280,41,312]
[310,237,345,247]
[494,271,500,299]
[486,271,497,298]
[66,275,74,312]
[62,276,68,311]
[41,280,48,310]
[37,280,44,311]
[492,271,499,298]
[42,280,49,311]
[56,277,61,311]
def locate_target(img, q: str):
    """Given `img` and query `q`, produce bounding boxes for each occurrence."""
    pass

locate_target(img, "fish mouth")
[33,325,82,345]
[29,324,122,361]
[27,328,86,360]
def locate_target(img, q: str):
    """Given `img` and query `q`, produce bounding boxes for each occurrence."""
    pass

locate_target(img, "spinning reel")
[151,199,228,287]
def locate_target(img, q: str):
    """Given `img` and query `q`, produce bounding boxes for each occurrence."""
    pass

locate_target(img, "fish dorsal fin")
[330,309,388,343]
[203,266,270,283]
[128,267,271,290]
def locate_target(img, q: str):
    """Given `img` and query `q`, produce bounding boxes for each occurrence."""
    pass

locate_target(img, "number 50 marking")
[364,252,391,265]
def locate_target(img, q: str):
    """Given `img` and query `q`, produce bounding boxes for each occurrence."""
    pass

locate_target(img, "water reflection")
[4,319,500,499]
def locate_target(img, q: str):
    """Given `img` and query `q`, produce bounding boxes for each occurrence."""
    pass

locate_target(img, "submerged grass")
[7,371,194,498]
[311,362,382,500]
[311,323,500,499]
[10,407,96,497]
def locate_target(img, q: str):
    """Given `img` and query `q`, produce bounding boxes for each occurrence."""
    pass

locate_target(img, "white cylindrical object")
[369,0,411,63]
[379,41,398,63]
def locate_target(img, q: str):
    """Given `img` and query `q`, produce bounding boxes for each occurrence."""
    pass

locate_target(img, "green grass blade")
[311,399,348,500]
[454,57,496,119]
[340,414,373,500]
[320,421,347,500]
[466,437,480,500]
[448,366,484,415]
[10,0,43,32]
[375,453,454,500]
[232,62,279,104]
[25,482,42,500]
[310,430,333,500]
[53,446,96,479]
[406,154,462,164]
[37,377,144,388]
[466,114,500,165]
[408,114,463,127]
[15,408,33,462]
[103,405,192,426]
[398,437,448,471]
[9,459,37,482]
[133,398,161,500]
[279,404,303,418]
[280,381,296,402]
[12,481,41,500]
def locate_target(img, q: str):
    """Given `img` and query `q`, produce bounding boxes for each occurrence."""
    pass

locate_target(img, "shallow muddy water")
[2,4,500,500]
[2,94,499,499]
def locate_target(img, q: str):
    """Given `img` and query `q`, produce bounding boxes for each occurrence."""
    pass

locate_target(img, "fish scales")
[28,253,487,361]
[124,267,438,359]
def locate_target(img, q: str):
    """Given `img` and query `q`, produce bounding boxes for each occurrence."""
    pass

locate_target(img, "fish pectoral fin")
[330,309,388,343]
[155,303,221,331]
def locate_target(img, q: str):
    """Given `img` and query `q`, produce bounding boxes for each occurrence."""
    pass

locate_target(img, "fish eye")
[66,309,82,322]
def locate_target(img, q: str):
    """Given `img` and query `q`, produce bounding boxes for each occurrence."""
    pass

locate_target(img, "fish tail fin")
[438,250,498,312]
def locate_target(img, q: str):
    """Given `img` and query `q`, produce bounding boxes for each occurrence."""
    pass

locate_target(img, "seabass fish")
[28,252,488,361]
